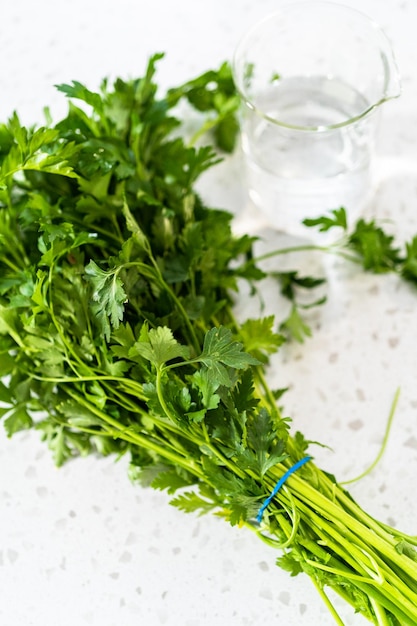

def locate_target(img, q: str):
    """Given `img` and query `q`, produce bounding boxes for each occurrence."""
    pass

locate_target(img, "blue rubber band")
[256,456,312,523]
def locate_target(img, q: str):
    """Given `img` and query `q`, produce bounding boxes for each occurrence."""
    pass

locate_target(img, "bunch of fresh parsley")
[1,54,417,626]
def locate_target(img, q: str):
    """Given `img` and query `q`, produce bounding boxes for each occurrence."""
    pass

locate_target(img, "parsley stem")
[309,577,346,626]
[340,387,400,486]
[90,377,205,454]
[369,598,391,626]
[0,254,21,273]
[155,366,177,423]
[206,444,248,480]
[188,115,222,147]
[332,486,402,547]
[266,464,416,607]
[65,387,206,480]
[31,372,147,400]
[254,366,282,420]
[289,472,417,584]
[294,501,417,622]
[251,241,361,267]
[157,281,201,355]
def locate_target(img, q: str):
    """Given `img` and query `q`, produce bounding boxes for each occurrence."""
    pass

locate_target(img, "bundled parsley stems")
[1,55,417,625]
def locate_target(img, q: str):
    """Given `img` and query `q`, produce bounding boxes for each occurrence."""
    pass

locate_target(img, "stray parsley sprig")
[304,208,409,275]
[1,55,417,626]
[248,207,417,341]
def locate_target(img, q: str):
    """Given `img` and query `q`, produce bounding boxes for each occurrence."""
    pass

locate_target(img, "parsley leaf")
[197,326,260,387]
[151,467,195,495]
[3,406,33,436]
[85,261,127,340]
[401,236,417,284]
[238,316,285,363]
[348,219,402,272]
[303,207,348,232]
[167,61,240,152]
[132,326,190,368]
[280,305,312,343]
[238,408,288,477]
[169,490,217,516]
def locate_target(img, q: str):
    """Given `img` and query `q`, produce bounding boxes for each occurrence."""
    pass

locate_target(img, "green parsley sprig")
[246,207,417,341]
[1,55,417,626]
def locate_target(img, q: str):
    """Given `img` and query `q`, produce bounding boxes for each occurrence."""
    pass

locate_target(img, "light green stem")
[341,387,400,486]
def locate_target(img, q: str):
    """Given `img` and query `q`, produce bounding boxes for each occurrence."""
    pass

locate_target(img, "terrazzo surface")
[1,1,417,624]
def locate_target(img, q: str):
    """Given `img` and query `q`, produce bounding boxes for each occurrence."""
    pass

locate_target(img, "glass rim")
[236,94,392,133]
[231,0,401,131]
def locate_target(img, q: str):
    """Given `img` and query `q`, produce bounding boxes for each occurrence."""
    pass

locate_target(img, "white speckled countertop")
[1,1,417,625]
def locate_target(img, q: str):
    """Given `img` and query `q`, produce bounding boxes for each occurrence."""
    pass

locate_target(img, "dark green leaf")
[241,408,288,477]
[0,353,15,377]
[85,260,127,340]
[198,326,260,387]
[191,368,220,410]
[401,236,417,284]
[348,219,402,272]
[303,207,348,232]
[214,112,239,153]
[0,380,12,403]
[275,270,326,302]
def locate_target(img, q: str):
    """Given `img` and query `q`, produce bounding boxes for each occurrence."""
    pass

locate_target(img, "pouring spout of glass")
[338,12,402,124]
[380,49,402,104]
[349,42,402,129]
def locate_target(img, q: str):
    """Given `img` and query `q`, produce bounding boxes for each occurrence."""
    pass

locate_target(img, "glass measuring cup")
[232,1,401,238]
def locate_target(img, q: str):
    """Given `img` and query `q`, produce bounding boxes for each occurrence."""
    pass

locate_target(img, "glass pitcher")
[232,1,401,237]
